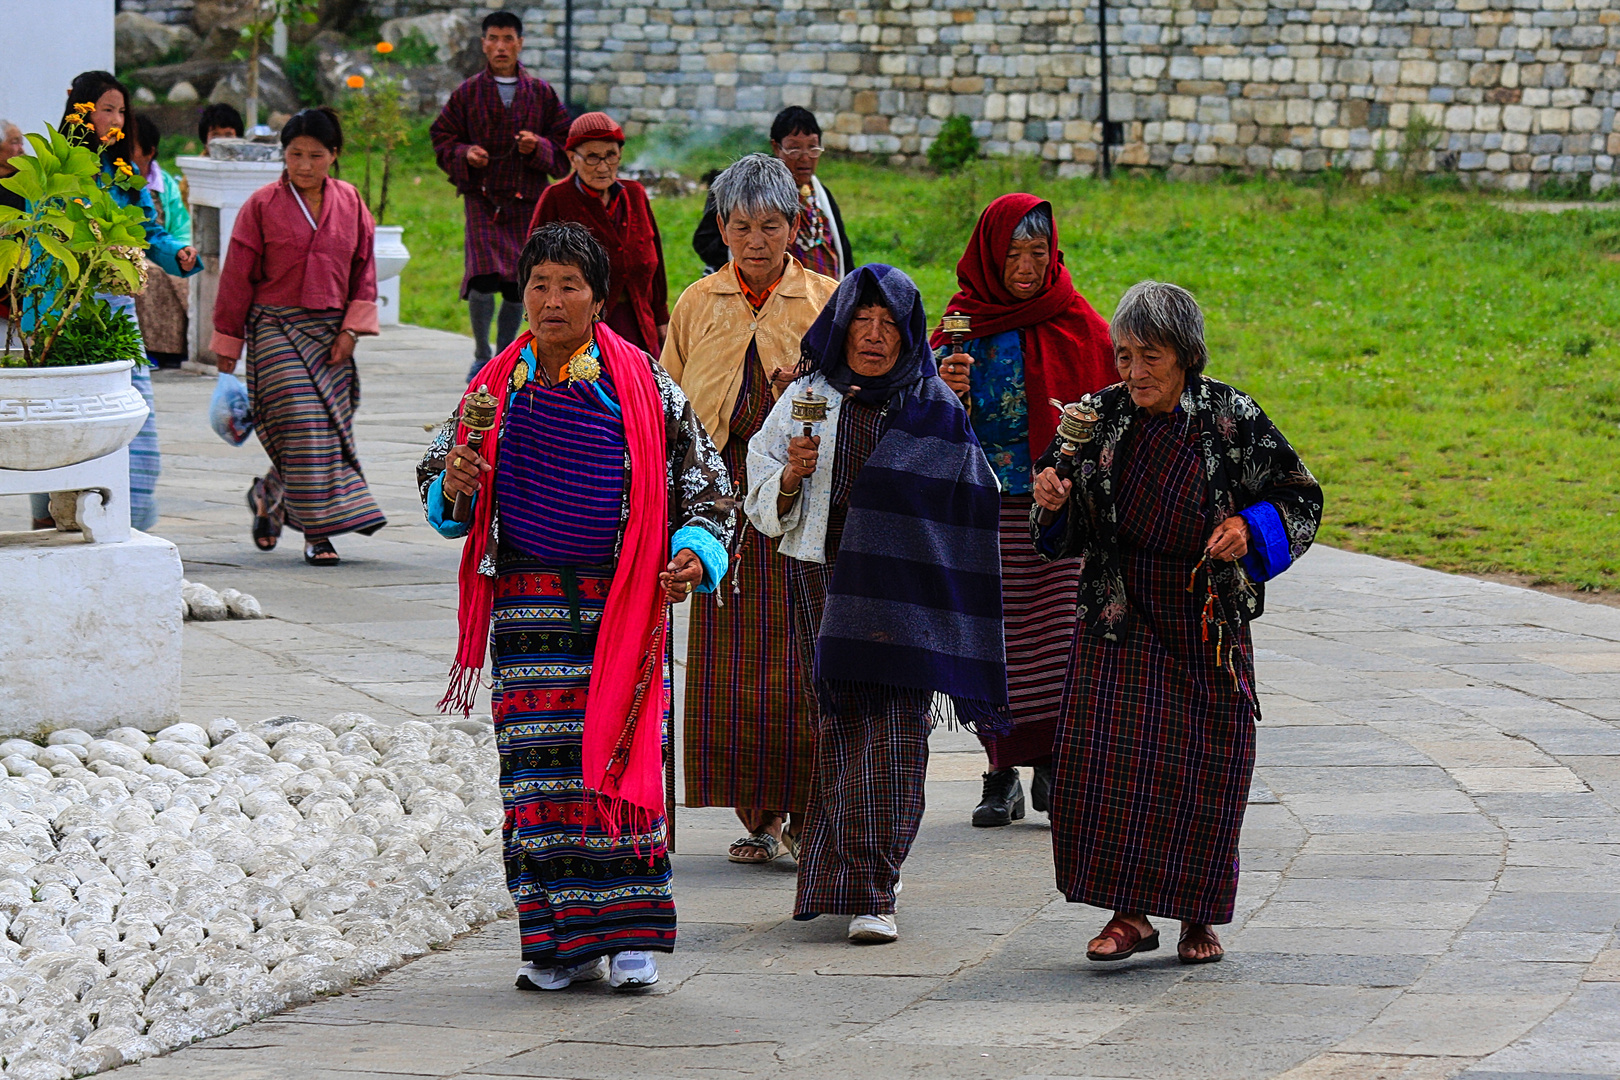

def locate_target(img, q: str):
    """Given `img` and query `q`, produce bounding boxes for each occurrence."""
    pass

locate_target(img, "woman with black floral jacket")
[1031,280,1322,967]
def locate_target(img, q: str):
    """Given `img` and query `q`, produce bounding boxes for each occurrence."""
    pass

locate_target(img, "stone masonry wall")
[120,0,1620,190]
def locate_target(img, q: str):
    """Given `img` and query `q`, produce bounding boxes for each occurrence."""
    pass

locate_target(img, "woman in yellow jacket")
[660,154,837,867]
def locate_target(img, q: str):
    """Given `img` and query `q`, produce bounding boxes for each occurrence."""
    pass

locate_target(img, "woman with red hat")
[528,112,669,355]
[930,193,1117,830]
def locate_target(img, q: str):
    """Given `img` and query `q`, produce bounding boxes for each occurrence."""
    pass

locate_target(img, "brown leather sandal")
[1086,917,1160,962]
[1178,923,1224,964]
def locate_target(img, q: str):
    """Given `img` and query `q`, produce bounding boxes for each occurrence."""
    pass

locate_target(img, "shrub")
[927,115,980,174]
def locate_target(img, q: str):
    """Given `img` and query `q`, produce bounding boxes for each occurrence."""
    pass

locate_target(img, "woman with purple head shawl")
[744,264,1009,944]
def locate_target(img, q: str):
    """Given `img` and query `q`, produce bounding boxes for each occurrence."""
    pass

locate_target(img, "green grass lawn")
[385,134,1620,593]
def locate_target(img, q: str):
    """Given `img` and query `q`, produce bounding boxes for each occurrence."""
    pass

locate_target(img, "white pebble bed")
[0,713,511,1079]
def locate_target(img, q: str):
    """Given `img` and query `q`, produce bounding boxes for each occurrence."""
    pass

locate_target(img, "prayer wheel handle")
[450,385,499,525]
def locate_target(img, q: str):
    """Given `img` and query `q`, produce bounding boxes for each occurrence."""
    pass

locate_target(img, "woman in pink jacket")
[212,108,385,565]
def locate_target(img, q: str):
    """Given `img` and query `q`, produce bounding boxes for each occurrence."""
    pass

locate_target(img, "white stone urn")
[0,360,149,471]
[374,224,411,327]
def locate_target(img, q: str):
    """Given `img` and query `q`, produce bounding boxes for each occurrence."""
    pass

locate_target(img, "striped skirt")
[683,521,817,815]
[128,362,160,532]
[980,494,1083,769]
[788,558,932,918]
[246,305,385,539]
[492,559,676,964]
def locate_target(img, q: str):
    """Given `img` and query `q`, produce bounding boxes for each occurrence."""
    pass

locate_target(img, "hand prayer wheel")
[940,312,972,349]
[450,384,499,525]
[791,389,828,439]
[1052,396,1102,481]
[1036,396,1101,527]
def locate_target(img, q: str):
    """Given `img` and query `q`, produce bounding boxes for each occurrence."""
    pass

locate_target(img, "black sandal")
[303,539,340,566]
[247,479,280,551]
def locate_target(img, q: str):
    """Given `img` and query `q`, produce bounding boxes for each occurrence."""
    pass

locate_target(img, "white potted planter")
[0,359,149,471]
[374,224,411,327]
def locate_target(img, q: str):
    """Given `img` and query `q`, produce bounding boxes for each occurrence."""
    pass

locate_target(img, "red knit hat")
[565,112,625,152]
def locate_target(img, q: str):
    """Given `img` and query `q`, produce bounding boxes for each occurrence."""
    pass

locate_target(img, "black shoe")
[972,768,1026,827]
[1031,764,1053,814]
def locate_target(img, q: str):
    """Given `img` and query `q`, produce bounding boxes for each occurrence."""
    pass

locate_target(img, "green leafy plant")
[389,29,440,68]
[0,112,151,367]
[341,44,413,224]
[46,297,145,367]
[928,115,981,174]
[1393,111,1443,188]
[284,40,325,107]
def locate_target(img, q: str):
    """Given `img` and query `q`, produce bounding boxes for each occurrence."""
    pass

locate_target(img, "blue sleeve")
[671,525,728,595]
[425,473,471,539]
[1239,501,1292,582]
[136,185,200,278]
[161,181,193,248]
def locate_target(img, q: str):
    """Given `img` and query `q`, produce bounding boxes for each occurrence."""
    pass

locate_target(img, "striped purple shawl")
[806,265,1010,732]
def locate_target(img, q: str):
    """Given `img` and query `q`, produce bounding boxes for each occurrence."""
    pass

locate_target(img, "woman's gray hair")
[710,153,800,226]
[1110,280,1209,376]
[1011,205,1052,243]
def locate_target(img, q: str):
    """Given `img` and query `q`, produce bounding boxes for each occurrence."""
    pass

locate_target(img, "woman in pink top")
[212,108,386,565]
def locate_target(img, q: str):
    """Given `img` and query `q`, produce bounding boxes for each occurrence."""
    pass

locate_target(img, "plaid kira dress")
[789,397,934,918]
[1051,408,1257,925]
[683,346,818,815]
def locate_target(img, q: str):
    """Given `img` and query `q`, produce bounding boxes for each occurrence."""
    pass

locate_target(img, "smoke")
[626,124,766,179]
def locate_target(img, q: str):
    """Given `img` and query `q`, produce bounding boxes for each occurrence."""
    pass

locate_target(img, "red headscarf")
[930,193,1116,461]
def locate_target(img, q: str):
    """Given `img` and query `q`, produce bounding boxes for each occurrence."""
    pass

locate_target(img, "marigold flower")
[113,158,135,178]
[102,127,123,144]
[62,113,84,127]
[73,102,94,115]
[346,74,366,89]
[376,41,394,54]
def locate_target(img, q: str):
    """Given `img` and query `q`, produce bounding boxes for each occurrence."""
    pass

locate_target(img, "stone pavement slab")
[10,326,1617,1080]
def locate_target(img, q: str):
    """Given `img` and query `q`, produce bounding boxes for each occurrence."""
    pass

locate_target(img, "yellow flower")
[113,157,135,178]
[101,126,123,145]
[62,113,84,127]
[375,41,394,54]
[346,74,366,89]
[73,102,94,115]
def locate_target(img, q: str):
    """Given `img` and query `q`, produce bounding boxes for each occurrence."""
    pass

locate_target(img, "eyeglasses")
[576,150,621,168]
[779,146,824,160]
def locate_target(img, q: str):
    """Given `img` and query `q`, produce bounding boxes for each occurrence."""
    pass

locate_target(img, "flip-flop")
[1086,918,1160,962]
[727,831,781,864]
[247,479,281,551]
[304,539,340,566]
[781,824,801,861]
[1178,924,1224,965]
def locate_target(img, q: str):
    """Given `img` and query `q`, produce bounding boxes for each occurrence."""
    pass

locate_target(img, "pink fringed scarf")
[441,323,670,842]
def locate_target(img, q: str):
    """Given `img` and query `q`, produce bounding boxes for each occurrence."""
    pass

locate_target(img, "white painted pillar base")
[0,531,183,737]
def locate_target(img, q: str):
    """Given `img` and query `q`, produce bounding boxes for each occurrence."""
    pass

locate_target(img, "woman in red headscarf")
[930,192,1116,830]
[529,111,668,355]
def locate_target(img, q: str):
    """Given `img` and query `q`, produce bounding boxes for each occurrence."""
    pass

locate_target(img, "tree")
[239,0,319,130]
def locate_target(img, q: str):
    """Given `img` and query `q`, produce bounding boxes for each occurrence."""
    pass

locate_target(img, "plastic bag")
[209,372,254,446]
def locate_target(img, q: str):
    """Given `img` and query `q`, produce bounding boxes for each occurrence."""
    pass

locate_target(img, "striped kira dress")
[246,305,386,538]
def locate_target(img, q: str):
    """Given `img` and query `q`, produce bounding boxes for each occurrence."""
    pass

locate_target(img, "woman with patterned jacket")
[419,223,732,993]
[1031,280,1322,967]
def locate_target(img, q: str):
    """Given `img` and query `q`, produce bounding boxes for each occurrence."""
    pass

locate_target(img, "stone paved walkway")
[10,325,1618,1080]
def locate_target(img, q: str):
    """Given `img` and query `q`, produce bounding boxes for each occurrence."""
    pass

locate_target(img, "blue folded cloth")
[1239,501,1293,583]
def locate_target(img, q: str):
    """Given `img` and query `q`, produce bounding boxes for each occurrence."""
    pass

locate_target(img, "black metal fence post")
[1099,0,1111,179]
[564,0,576,112]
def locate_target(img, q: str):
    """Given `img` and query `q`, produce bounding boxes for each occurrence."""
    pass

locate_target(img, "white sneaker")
[848,913,898,944]
[608,950,659,989]
[514,956,608,991]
